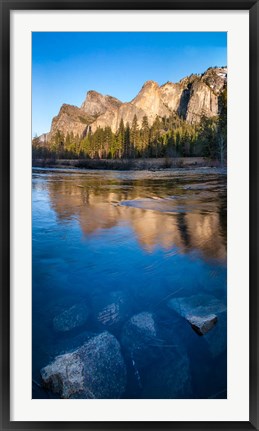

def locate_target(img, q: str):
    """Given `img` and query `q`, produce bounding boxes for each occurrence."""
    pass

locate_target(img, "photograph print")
[32,31,227,400]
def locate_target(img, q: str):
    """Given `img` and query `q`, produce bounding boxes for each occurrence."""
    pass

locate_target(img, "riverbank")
[32,157,223,170]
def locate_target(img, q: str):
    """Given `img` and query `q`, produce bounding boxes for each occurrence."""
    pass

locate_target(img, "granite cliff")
[44,66,227,142]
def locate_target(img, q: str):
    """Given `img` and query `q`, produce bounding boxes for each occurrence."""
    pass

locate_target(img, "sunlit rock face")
[202,67,227,94]
[90,68,227,132]
[49,104,95,140]
[46,67,227,138]
[185,81,218,123]
[90,102,145,134]
[81,90,122,117]
[179,67,227,123]
[160,82,184,113]
[131,80,171,121]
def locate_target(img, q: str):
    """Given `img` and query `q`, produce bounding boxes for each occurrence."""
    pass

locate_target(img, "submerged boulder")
[41,352,84,398]
[126,311,193,399]
[168,294,226,335]
[41,331,127,398]
[121,310,196,398]
[121,312,159,370]
[53,302,89,332]
[129,312,157,337]
[93,290,132,329]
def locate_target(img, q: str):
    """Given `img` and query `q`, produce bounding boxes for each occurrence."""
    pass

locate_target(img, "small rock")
[168,294,226,335]
[53,302,89,332]
[41,332,127,399]
[189,314,218,336]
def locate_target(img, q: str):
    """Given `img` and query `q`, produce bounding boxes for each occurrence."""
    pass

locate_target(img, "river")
[32,167,227,399]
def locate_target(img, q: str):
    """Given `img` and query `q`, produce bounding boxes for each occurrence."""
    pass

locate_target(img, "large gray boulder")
[40,352,84,398]
[168,294,226,336]
[41,332,127,399]
[53,302,89,332]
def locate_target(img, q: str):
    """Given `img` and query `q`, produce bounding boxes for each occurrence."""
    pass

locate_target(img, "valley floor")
[32,157,224,170]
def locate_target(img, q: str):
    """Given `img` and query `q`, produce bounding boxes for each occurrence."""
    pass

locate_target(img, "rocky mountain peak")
[142,80,159,89]
[59,103,78,114]
[128,79,169,124]
[86,90,102,97]
[49,103,95,139]
[200,66,227,94]
[81,90,122,117]
[179,74,200,87]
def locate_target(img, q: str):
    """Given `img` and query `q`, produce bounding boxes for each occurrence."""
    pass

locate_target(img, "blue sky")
[32,32,227,136]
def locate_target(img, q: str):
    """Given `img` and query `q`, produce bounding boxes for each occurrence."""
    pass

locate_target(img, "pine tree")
[104,126,113,158]
[140,115,150,156]
[130,114,140,157]
[217,87,227,164]
[150,115,161,157]
[123,123,131,158]
[198,116,218,159]
[116,119,125,159]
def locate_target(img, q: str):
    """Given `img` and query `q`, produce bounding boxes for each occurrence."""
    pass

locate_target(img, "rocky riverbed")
[38,290,226,399]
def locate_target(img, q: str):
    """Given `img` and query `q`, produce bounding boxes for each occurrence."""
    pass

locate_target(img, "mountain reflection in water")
[32,167,227,400]
[44,169,226,259]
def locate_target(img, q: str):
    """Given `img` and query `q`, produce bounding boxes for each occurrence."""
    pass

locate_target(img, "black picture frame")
[1,1,258,430]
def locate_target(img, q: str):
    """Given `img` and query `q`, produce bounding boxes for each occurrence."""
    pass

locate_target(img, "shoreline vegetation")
[32,156,226,171]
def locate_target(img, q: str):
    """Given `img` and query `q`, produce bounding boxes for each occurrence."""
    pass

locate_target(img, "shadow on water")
[32,167,227,399]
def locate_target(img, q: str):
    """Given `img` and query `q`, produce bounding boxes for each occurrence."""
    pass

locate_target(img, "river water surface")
[32,167,227,399]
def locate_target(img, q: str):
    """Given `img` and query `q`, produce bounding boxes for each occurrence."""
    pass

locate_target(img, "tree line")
[33,88,227,162]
